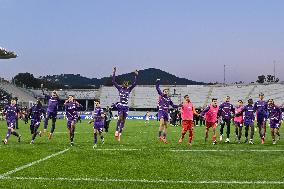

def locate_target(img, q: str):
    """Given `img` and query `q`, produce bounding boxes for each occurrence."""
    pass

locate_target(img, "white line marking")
[170,149,284,152]
[0,176,283,185]
[95,148,141,151]
[92,148,284,152]
[0,148,69,178]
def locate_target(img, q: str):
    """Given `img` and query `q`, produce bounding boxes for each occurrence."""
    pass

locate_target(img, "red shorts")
[206,121,217,129]
[182,120,193,131]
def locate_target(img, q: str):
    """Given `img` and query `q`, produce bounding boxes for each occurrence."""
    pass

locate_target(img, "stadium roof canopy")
[0,47,17,59]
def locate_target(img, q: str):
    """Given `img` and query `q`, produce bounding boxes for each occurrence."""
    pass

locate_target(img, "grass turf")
[0,119,283,189]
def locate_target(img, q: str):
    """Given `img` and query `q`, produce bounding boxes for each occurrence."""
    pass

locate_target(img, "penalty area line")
[0,148,69,178]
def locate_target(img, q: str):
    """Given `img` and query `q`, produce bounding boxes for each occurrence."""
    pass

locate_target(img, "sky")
[1,0,284,83]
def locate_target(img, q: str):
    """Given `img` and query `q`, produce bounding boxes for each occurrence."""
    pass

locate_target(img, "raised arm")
[200,105,210,117]
[155,79,163,96]
[128,70,138,92]
[112,67,120,90]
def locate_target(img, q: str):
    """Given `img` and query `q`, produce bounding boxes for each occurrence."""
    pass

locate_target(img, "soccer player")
[234,100,244,143]
[64,95,83,146]
[112,67,138,141]
[218,96,235,143]
[178,95,199,146]
[156,79,178,143]
[200,98,219,145]
[253,93,268,144]
[267,99,282,144]
[42,87,59,139]
[89,99,105,148]
[2,98,21,144]
[236,99,255,144]
[29,99,45,144]
[145,111,150,126]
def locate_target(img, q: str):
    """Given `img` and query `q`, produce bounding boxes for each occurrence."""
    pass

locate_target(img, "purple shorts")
[47,111,57,119]
[6,120,16,128]
[31,119,41,127]
[94,121,104,131]
[270,121,280,129]
[117,105,129,117]
[67,117,78,129]
[256,115,266,125]
[158,110,169,122]
[244,119,254,127]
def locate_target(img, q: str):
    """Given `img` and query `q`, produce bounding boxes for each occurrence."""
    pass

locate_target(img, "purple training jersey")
[65,101,82,120]
[93,107,104,129]
[239,105,255,120]
[268,105,282,123]
[218,102,235,120]
[156,81,178,111]
[4,104,20,122]
[112,72,137,107]
[254,100,268,117]
[45,94,59,113]
[29,104,45,120]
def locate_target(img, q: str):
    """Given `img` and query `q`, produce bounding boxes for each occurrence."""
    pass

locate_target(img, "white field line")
[95,148,141,151]
[0,176,283,185]
[0,148,69,178]
[170,149,284,152]
[93,148,284,152]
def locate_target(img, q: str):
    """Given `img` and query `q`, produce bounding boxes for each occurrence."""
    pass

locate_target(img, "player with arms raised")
[112,67,138,141]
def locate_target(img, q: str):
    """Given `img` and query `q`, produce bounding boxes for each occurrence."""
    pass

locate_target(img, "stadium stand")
[0,82,36,106]
[0,83,282,110]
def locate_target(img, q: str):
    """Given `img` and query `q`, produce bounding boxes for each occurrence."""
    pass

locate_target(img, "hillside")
[41,68,206,88]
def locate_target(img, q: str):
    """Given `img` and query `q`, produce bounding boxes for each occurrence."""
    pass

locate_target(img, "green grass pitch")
[0,119,283,189]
